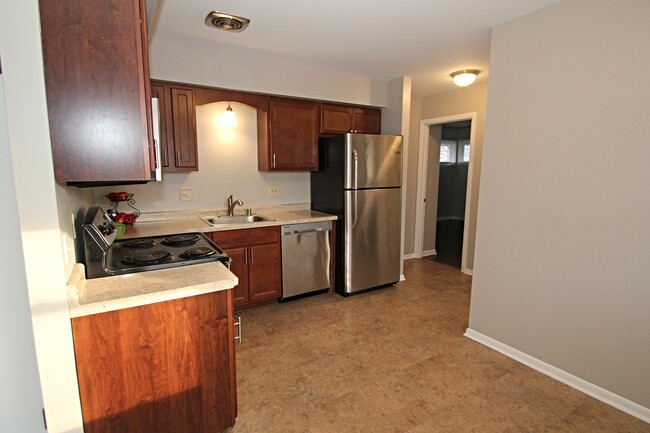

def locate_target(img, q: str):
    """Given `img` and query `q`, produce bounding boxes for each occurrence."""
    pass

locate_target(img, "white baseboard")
[464,328,650,424]
[461,267,473,276]
[403,253,415,260]
[422,249,437,257]
[399,274,406,282]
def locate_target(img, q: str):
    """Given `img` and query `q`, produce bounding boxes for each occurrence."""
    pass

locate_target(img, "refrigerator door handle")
[350,190,358,229]
[352,149,359,189]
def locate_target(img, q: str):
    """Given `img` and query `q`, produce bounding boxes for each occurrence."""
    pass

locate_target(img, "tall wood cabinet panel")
[259,98,319,171]
[150,81,198,172]
[320,103,382,135]
[71,290,237,433]
[39,0,155,183]
[210,227,281,310]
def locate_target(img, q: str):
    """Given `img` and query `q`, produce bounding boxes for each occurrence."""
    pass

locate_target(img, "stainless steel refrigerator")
[311,133,402,295]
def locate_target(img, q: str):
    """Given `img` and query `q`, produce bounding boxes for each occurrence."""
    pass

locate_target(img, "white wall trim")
[403,253,415,260]
[422,248,437,257]
[414,113,477,272]
[462,268,473,276]
[399,274,406,282]
[464,328,650,424]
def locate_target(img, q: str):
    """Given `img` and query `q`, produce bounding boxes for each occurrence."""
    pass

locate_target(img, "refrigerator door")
[344,188,401,294]
[344,134,402,189]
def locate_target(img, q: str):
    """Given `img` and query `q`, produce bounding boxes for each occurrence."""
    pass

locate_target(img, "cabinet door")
[320,104,353,135]
[150,83,172,168]
[248,243,281,303]
[225,246,249,307]
[352,107,382,134]
[39,0,153,183]
[71,290,236,433]
[268,98,319,171]
[170,87,198,170]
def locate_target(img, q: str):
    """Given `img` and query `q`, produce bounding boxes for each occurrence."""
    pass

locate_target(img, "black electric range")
[78,207,229,279]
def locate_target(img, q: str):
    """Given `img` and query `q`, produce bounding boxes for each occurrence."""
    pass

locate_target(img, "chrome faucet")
[227,195,244,216]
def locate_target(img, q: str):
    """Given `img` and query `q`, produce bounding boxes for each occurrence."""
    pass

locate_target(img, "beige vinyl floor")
[229,259,650,433]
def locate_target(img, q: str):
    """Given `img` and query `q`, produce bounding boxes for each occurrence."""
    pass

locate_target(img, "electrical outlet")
[179,187,193,201]
[268,185,279,197]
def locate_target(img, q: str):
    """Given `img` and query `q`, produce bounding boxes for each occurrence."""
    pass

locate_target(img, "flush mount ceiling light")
[450,69,481,87]
[205,11,250,32]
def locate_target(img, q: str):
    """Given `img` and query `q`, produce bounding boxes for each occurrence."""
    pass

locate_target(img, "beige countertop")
[124,209,337,239]
[67,262,238,318]
[68,205,334,318]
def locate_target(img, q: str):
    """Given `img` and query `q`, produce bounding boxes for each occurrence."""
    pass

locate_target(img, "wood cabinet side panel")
[71,291,235,433]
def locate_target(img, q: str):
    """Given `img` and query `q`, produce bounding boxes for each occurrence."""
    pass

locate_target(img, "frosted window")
[440,141,456,163]
[463,144,471,162]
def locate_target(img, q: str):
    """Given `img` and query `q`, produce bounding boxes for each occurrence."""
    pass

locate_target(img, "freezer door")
[344,188,401,294]
[344,134,402,189]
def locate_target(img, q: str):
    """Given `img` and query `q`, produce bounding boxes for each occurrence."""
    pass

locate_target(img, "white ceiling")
[149,0,561,97]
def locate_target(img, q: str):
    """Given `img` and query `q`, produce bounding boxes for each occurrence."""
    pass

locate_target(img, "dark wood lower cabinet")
[210,227,281,311]
[71,290,236,433]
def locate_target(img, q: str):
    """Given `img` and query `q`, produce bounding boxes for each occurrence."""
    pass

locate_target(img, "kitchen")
[3,0,650,432]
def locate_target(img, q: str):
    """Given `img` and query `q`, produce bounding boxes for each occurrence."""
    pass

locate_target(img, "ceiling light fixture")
[205,11,250,32]
[450,69,481,87]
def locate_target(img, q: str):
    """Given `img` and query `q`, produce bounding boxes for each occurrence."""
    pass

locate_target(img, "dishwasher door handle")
[292,228,326,234]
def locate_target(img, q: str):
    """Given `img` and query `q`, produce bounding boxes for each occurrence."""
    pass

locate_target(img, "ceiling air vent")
[205,11,250,32]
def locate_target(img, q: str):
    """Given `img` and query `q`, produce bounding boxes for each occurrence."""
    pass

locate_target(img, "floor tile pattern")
[229,259,650,433]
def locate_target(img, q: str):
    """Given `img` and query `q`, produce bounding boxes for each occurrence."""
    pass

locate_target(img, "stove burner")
[180,247,216,259]
[120,238,155,249]
[161,234,200,247]
[124,250,172,265]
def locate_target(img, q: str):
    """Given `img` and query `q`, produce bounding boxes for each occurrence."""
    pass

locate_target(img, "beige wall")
[1,1,85,431]
[149,38,388,107]
[470,0,650,411]
[403,82,488,270]
[94,102,310,212]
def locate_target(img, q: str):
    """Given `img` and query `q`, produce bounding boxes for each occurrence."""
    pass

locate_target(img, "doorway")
[414,113,477,274]
[434,121,471,267]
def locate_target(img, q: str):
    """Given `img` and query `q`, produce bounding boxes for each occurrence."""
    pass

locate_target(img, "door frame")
[414,112,477,275]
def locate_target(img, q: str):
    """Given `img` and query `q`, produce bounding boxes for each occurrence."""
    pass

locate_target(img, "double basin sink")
[202,214,274,226]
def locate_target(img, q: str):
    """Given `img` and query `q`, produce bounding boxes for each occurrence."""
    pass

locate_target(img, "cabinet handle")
[234,316,242,343]
[162,148,168,166]
[176,150,181,165]
[245,250,248,265]
[250,249,254,263]
[272,153,276,168]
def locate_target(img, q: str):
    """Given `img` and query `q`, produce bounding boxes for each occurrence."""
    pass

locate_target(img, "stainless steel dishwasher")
[281,221,332,299]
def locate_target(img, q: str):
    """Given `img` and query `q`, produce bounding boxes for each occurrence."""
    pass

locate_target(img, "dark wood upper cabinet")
[151,81,198,172]
[320,103,382,135]
[39,0,154,183]
[260,98,319,171]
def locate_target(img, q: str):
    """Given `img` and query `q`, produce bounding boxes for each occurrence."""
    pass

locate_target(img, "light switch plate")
[268,185,279,197]
[180,187,193,201]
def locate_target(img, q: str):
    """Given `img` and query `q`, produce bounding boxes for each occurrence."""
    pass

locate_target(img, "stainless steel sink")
[203,215,274,225]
